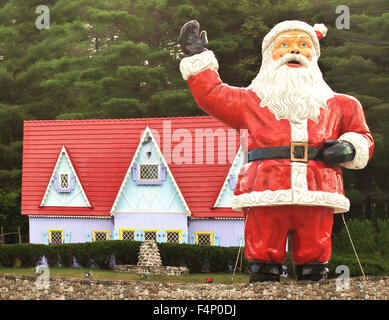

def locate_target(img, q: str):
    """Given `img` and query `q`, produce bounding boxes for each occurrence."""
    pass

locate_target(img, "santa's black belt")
[247,143,324,163]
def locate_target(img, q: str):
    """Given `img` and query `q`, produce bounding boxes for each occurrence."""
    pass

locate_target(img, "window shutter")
[136,230,144,242]
[69,173,76,190]
[213,233,220,246]
[160,164,167,181]
[42,231,49,245]
[157,230,166,243]
[86,232,93,242]
[109,231,114,240]
[64,231,71,243]
[238,234,245,246]
[228,174,237,190]
[131,164,139,181]
[181,231,188,244]
[189,233,196,245]
[113,230,120,240]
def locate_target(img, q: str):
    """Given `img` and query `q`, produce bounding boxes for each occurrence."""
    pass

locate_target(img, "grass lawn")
[0,266,256,284]
[0,266,296,284]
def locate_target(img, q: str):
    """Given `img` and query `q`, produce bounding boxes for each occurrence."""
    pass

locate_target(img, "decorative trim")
[213,146,243,208]
[338,132,370,170]
[40,146,91,208]
[190,217,244,220]
[179,50,219,81]
[110,126,191,217]
[28,215,112,219]
[231,189,349,214]
[114,210,188,214]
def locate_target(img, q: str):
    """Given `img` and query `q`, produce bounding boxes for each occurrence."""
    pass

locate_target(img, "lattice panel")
[94,231,108,242]
[122,230,135,241]
[197,233,211,245]
[166,231,180,243]
[139,164,159,180]
[50,230,63,244]
[144,231,157,241]
[60,174,69,188]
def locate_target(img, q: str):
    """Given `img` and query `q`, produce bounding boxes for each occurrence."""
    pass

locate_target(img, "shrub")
[328,253,389,278]
[332,218,377,255]
[111,240,141,265]
[377,219,389,256]
[44,245,61,267]
[157,242,247,273]
[56,244,75,267]
[9,244,44,268]
[0,245,16,267]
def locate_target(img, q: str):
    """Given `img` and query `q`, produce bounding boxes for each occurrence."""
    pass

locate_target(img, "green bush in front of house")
[157,242,247,273]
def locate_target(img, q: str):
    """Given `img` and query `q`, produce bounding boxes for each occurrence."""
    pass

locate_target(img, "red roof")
[22,116,243,218]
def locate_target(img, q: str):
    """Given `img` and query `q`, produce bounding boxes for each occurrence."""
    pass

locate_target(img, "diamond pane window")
[166,231,180,243]
[197,233,212,246]
[121,230,135,241]
[139,164,159,180]
[60,174,69,189]
[144,231,157,241]
[49,230,64,244]
[93,231,108,242]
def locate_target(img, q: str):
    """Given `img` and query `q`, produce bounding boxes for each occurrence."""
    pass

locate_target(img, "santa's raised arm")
[178,20,374,282]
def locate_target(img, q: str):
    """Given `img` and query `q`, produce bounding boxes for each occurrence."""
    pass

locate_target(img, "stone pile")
[137,240,163,267]
[113,240,189,276]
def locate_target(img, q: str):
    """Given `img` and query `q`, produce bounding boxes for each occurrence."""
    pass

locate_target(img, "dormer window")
[53,172,76,193]
[132,163,166,185]
[139,164,159,181]
[60,174,69,189]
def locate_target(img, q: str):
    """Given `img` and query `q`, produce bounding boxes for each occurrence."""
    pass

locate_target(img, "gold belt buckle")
[290,142,308,163]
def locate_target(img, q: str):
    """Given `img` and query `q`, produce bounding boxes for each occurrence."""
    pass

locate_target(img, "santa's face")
[271,30,314,66]
[248,29,334,123]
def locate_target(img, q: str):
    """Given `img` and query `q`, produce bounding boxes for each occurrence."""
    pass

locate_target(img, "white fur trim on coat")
[179,50,219,81]
[339,132,370,170]
[231,189,350,214]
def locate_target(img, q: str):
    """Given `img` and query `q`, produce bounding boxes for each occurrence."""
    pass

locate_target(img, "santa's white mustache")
[275,53,310,69]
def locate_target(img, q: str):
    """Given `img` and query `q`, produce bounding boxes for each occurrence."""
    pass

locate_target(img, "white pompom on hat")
[262,20,327,57]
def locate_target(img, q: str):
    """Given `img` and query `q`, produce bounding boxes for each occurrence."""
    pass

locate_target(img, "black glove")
[322,140,356,164]
[178,20,208,57]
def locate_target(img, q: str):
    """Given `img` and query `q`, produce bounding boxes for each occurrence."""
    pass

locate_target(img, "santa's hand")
[322,140,356,164]
[178,20,208,57]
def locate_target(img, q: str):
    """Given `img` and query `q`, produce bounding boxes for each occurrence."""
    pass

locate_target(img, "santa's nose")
[291,50,300,54]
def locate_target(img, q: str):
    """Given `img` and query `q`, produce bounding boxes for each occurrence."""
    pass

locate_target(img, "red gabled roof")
[22,116,243,218]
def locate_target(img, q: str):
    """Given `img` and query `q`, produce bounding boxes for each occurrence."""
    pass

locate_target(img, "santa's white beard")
[248,51,334,123]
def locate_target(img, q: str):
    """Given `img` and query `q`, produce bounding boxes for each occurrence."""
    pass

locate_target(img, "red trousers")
[244,205,334,265]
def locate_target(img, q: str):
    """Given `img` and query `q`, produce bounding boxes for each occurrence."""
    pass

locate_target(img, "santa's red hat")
[262,20,328,57]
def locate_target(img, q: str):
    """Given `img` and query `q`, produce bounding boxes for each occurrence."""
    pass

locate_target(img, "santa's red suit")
[179,25,374,267]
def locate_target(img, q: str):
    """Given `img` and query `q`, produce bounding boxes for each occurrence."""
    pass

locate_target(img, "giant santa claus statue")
[178,20,374,282]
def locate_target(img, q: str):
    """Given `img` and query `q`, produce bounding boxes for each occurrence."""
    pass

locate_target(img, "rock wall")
[0,274,388,300]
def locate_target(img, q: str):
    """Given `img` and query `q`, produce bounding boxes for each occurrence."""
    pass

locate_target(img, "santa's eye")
[300,43,308,47]
[280,43,288,48]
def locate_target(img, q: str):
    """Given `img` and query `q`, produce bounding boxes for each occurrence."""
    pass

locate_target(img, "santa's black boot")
[248,260,282,283]
[295,262,329,281]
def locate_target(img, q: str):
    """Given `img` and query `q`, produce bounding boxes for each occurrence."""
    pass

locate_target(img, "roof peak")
[24,115,217,124]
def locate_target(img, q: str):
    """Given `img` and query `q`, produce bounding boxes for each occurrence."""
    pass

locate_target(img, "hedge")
[0,232,388,277]
[0,241,141,270]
